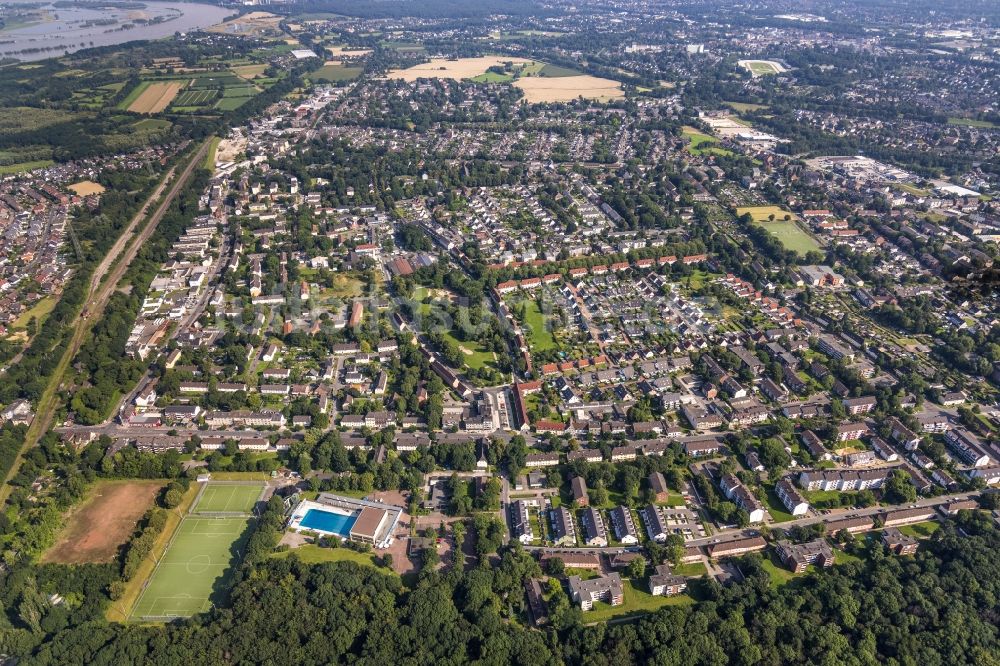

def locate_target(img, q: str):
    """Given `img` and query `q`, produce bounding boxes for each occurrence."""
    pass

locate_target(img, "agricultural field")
[514,75,623,103]
[388,56,534,81]
[173,88,218,108]
[313,63,363,83]
[736,205,822,256]
[129,515,252,620]
[43,481,162,564]
[125,81,183,114]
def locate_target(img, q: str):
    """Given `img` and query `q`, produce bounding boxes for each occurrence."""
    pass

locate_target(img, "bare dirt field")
[327,47,372,58]
[388,56,532,81]
[43,481,162,564]
[514,75,624,103]
[207,11,282,37]
[215,135,247,164]
[68,180,105,196]
[128,82,183,114]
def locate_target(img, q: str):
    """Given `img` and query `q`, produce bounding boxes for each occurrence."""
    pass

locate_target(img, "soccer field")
[192,483,264,514]
[130,516,251,620]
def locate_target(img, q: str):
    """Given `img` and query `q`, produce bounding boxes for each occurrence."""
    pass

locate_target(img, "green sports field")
[130,516,251,620]
[193,483,264,514]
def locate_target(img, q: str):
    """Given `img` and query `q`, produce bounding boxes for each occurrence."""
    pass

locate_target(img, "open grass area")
[470,71,515,83]
[13,295,57,330]
[897,521,940,538]
[0,160,54,175]
[204,136,221,172]
[414,287,496,370]
[760,552,798,588]
[518,298,557,352]
[895,183,932,197]
[583,579,693,623]
[271,544,382,568]
[192,482,264,514]
[764,486,796,523]
[736,205,821,256]
[833,548,863,565]
[725,101,768,113]
[673,561,708,577]
[130,516,252,620]
[313,63,363,82]
[682,126,733,157]
[947,117,997,128]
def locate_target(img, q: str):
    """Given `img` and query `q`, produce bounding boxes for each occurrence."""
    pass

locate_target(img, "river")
[0,0,232,61]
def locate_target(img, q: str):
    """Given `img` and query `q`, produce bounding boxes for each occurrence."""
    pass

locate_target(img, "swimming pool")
[299,508,358,536]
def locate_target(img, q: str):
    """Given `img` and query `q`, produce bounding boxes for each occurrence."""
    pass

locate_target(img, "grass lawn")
[204,136,221,172]
[895,183,932,197]
[130,516,252,620]
[519,298,557,352]
[897,521,940,538]
[736,206,821,256]
[271,544,383,568]
[673,561,707,577]
[12,295,57,329]
[802,488,843,504]
[833,549,863,565]
[192,483,264,514]
[682,126,734,157]
[658,495,688,508]
[760,550,803,589]
[764,487,795,523]
[583,580,693,623]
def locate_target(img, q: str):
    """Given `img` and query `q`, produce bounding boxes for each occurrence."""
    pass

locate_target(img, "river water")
[0,0,232,61]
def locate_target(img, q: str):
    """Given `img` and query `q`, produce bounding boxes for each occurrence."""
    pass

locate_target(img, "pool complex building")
[287,492,403,548]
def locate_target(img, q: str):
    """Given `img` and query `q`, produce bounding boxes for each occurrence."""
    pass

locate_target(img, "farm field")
[514,75,623,103]
[126,82,183,114]
[192,482,265,514]
[173,88,217,107]
[388,56,533,81]
[313,63,363,82]
[129,516,252,620]
[43,481,162,564]
[736,205,821,256]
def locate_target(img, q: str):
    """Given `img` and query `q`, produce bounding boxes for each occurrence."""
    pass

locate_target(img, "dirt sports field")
[515,75,624,103]
[388,56,532,81]
[43,481,162,564]
[68,180,105,196]
[128,82,183,114]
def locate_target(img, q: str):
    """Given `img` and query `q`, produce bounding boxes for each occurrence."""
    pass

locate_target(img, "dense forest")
[0,509,995,664]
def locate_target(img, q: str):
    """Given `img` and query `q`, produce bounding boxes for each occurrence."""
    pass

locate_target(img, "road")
[0,139,211,503]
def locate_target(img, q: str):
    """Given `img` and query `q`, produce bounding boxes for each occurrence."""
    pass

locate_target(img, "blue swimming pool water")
[299,508,358,536]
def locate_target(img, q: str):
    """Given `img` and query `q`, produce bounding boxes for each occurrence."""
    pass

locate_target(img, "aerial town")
[0,0,996,663]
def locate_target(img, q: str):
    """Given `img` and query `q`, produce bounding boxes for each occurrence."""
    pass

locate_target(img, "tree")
[884,469,916,504]
[627,557,646,579]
